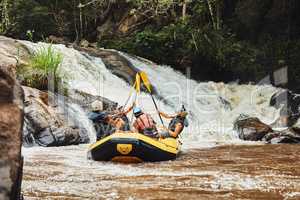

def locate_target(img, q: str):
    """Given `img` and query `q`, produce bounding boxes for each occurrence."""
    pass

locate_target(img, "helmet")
[133,107,142,117]
[91,100,103,111]
[178,111,188,118]
[180,105,186,112]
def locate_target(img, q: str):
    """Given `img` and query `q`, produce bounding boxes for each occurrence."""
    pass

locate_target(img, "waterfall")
[120,53,281,146]
[19,40,281,147]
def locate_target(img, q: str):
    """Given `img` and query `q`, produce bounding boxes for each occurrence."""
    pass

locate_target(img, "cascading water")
[19,41,300,200]
[20,40,280,146]
[119,53,280,146]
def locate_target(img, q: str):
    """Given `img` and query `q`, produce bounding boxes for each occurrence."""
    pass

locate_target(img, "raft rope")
[122,81,137,111]
[121,72,165,128]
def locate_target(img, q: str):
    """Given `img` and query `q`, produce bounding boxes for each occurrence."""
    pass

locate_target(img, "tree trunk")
[216,0,222,30]
[205,0,216,30]
[182,0,187,20]
[0,0,10,33]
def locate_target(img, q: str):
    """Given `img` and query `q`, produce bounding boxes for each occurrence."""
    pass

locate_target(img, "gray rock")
[74,46,138,84]
[0,37,25,200]
[22,86,90,147]
[234,114,273,141]
[264,127,300,144]
[234,115,300,144]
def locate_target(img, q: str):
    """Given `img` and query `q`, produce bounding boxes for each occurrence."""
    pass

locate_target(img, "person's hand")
[159,131,169,138]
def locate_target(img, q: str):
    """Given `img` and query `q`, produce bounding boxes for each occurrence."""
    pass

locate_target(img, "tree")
[0,0,10,33]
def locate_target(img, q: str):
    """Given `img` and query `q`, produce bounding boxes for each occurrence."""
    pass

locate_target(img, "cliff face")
[0,37,26,200]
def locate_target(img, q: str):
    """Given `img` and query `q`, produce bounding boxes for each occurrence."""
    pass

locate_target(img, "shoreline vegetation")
[1,0,300,92]
[17,45,64,91]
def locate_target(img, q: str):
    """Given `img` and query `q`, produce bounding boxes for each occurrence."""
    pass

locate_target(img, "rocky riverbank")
[234,115,300,143]
[0,36,125,199]
[0,36,25,200]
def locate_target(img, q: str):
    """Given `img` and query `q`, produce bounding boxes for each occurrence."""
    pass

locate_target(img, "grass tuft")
[19,45,64,91]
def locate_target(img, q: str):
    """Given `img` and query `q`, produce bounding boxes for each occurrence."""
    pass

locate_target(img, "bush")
[18,45,63,91]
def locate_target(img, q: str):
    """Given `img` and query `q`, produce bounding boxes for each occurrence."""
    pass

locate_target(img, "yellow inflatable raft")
[87,132,181,163]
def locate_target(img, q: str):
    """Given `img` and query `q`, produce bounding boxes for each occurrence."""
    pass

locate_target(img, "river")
[19,41,300,200]
[22,144,300,199]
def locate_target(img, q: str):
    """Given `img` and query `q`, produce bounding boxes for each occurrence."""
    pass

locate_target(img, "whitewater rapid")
[19,41,300,200]
[19,41,280,147]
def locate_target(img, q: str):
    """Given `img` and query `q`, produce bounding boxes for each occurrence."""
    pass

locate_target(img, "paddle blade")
[140,71,152,93]
[135,73,141,94]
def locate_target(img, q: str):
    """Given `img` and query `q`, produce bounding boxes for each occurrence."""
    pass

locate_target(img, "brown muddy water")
[22,144,300,200]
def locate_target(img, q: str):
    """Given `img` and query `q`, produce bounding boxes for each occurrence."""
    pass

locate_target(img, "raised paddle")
[139,71,165,126]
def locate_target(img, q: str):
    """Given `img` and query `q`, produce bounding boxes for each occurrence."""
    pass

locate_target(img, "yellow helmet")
[178,111,188,118]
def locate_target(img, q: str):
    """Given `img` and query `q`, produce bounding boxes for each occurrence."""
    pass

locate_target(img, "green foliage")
[18,45,63,91]
[102,18,261,81]
[26,30,34,42]
[4,0,300,92]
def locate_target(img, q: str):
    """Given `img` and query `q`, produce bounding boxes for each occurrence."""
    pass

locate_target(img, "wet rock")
[270,89,300,126]
[79,39,90,48]
[67,89,117,112]
[218,96,232,110]
[234,114,273,141]
[264,127,300,144]
[0,57,24,199]
[73,46,159,96]
[74,46,138,84]
[234,115,300,144]
[23,86,90,147]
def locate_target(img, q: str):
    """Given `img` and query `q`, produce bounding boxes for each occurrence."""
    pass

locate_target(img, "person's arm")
[132,122,139,133]
[123,104,134,115]
[168,123,183,138]
[159,111,177,119]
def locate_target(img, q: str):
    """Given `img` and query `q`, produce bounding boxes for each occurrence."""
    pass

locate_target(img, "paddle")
[139,71,165,126]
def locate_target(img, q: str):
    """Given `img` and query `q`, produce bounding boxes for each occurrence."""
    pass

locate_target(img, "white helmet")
[91,100,103,111]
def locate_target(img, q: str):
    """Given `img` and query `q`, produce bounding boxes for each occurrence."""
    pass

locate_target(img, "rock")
[67,89,117,112]
[73,46,159,95]
[234,114,273,141]
[264,127,300,144]
[74,46,138,84]
[234,115,300,144]
[218,96,232,110]
[0,36,30,68]
[47,35,69,45]
[0,42,24,199]
[23,86,90,147]
[270,89,300,126]
[79,39,90,48]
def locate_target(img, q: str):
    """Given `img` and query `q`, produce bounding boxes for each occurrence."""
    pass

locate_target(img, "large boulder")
[234,115,300,144]
[234,115,273,141]
[264,127,300,144]
[22,86,91,147]
[22,87,118,147]
[0,37,25,200]
[74,46,159,96]
[74,46,138,84]
[67,89,118,112]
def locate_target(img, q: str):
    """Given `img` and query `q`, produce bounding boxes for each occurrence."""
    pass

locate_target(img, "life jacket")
[88,111,108,123]
[168,116,186,133]
[120,114,130,131]
[134,113,156,133]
